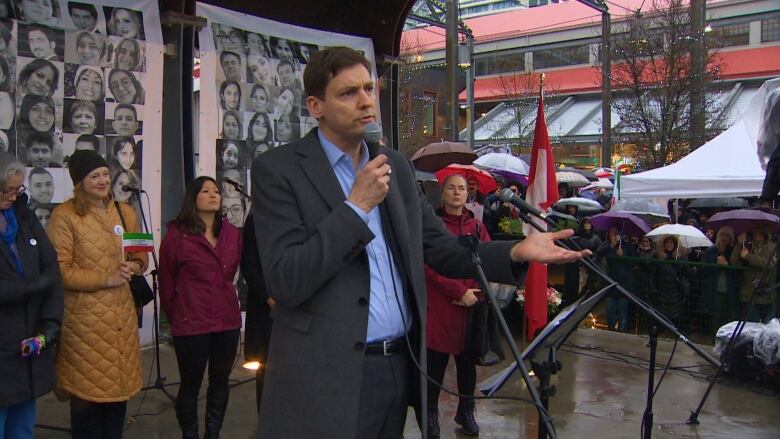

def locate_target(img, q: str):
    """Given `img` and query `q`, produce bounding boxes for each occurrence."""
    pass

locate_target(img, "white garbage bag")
[713,321,765,356]
[753,318,780,366]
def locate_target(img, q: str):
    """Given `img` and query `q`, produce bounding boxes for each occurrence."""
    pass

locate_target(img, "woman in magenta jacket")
[159,176,242,439]
[425,174,490,438]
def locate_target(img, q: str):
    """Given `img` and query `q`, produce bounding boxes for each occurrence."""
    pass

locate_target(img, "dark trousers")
[355,349,410,439]
[427,349,476,406]
[70,396,127,439]
[173,329,240,434]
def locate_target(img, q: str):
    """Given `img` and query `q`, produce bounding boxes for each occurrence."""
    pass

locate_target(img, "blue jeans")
[0,399,36,439]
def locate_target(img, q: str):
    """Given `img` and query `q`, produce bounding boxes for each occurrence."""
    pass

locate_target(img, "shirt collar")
[318,129,369,170]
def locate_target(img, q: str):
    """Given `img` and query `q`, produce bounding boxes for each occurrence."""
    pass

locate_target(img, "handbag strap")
[114,201,130,262]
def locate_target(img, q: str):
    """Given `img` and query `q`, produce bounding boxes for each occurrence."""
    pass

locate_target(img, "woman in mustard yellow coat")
[47,150,147,438]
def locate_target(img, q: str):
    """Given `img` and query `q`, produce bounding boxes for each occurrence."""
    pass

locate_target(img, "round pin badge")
[114,225,124,236]
[29,238,37,246]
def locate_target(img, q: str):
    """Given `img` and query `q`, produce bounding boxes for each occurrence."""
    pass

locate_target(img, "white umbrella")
[646,224,713,249]
[473,153,530,175]
[555,171,590,187]
[552,197,605,215]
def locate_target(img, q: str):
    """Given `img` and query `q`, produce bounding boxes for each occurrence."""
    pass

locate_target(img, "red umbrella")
[410,141,476,172]
[434,164,497,195]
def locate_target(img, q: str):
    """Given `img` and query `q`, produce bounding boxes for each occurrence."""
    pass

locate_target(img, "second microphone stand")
[133,190,176,403]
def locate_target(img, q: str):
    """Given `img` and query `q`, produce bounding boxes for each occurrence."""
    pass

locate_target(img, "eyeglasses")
[510,188,518,193]
[1,185,25,197]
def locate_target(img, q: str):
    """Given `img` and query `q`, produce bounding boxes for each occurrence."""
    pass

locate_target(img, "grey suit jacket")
[251,129,522,438]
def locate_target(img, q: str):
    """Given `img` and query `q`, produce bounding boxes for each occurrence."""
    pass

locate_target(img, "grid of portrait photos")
[212,22,322,227]
[0,1,147,224]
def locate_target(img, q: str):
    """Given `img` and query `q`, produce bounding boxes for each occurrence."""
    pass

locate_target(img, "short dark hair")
[27,25,55,43]
[303,47,371,99]
[220,50,240,64]
[25,131,53,149]
[75,134,100,150]
[114,103,137,119]
[68,2,97,19]
[28,166,53,181]
[175,176,223,236]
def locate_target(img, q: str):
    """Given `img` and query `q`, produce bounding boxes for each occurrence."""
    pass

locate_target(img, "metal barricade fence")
[587,255,772,342]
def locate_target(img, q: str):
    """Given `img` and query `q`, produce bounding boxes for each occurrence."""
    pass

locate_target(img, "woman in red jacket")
[159,176,242,439]
[425,174,490,438]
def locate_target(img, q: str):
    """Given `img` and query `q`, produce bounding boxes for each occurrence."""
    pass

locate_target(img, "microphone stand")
[228,182,253,203]
[499,202,720,439]
[687,237,780,425]
[457,234,559,439]
[134,190,176,403]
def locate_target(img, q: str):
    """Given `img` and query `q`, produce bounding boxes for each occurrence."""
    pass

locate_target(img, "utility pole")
[690,0,706,150]
[601,9,611,167]
[576,1,611,167]
[446,0,460,141]
[465,34,475,149]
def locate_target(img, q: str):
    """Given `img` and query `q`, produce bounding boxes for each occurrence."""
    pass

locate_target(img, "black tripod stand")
[480,195,721,438]
[134,190,176,403]
[458,234,560,439]
[688,235,780,425]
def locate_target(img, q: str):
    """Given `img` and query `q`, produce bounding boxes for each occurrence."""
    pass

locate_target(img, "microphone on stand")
[221,176,252,202]
[362,122,383,159]
[498,188,550,222]
[121,184,144,193]
[222,177,244,189]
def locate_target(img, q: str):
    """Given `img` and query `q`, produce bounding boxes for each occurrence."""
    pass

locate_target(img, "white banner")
[0,1,163,345]
[196,2,377,227]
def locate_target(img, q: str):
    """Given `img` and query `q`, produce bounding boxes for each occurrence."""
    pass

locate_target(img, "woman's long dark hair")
[174,176,223,236]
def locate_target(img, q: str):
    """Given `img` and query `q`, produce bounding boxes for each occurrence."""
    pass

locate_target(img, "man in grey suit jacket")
[251,47,588,439]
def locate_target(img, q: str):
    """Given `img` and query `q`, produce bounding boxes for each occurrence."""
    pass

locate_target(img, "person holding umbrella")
[732,227,776,322]
[596,227,636,332]
[574,218,602,295]
[654,236,690,330]
[700,227,740,330]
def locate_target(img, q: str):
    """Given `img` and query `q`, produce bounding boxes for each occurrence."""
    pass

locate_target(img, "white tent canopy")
[620,120,766,198]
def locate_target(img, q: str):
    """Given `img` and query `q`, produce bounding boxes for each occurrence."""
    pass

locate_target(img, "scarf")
[0,208,23,275]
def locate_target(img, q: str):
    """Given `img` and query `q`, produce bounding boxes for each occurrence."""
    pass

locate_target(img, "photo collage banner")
[0,0,162,232]
[196,2,377,227]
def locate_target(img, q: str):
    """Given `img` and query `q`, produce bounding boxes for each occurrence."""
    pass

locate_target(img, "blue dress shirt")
[318,130,410,343]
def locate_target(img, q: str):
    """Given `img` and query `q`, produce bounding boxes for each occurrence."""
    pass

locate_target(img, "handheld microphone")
[362,122,383,160]
[121,184,143,193]
[222,177,243,188]
[499,188,548,220]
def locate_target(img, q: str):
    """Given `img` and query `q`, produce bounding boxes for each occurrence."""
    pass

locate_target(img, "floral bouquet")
[516,286,563,315]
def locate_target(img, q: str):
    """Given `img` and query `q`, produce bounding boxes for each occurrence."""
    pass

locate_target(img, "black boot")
[454,400,479,436]
[204,391,229,439]
[176,403,199,439]
[427,405,440,438]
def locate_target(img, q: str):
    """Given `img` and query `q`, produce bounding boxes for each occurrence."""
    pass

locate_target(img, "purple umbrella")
[589,211,652,238]
[706,209,780,235]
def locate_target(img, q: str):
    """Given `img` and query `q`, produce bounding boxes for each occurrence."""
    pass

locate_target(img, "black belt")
[365,338,406,356]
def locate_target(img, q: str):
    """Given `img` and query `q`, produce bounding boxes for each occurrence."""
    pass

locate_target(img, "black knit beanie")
[69,150,108,184]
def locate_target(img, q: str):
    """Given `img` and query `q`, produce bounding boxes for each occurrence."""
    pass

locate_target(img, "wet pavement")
[34,328,780,438]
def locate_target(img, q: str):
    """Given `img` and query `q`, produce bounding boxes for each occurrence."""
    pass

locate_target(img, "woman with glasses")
[425,173,489,437]
[0,152,63,439]
[159,176,242,439]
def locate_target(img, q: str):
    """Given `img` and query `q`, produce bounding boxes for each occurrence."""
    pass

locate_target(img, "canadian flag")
[523,91,559,340]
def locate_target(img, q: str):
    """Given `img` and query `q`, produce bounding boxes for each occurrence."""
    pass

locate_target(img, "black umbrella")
[688,197,749,209]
